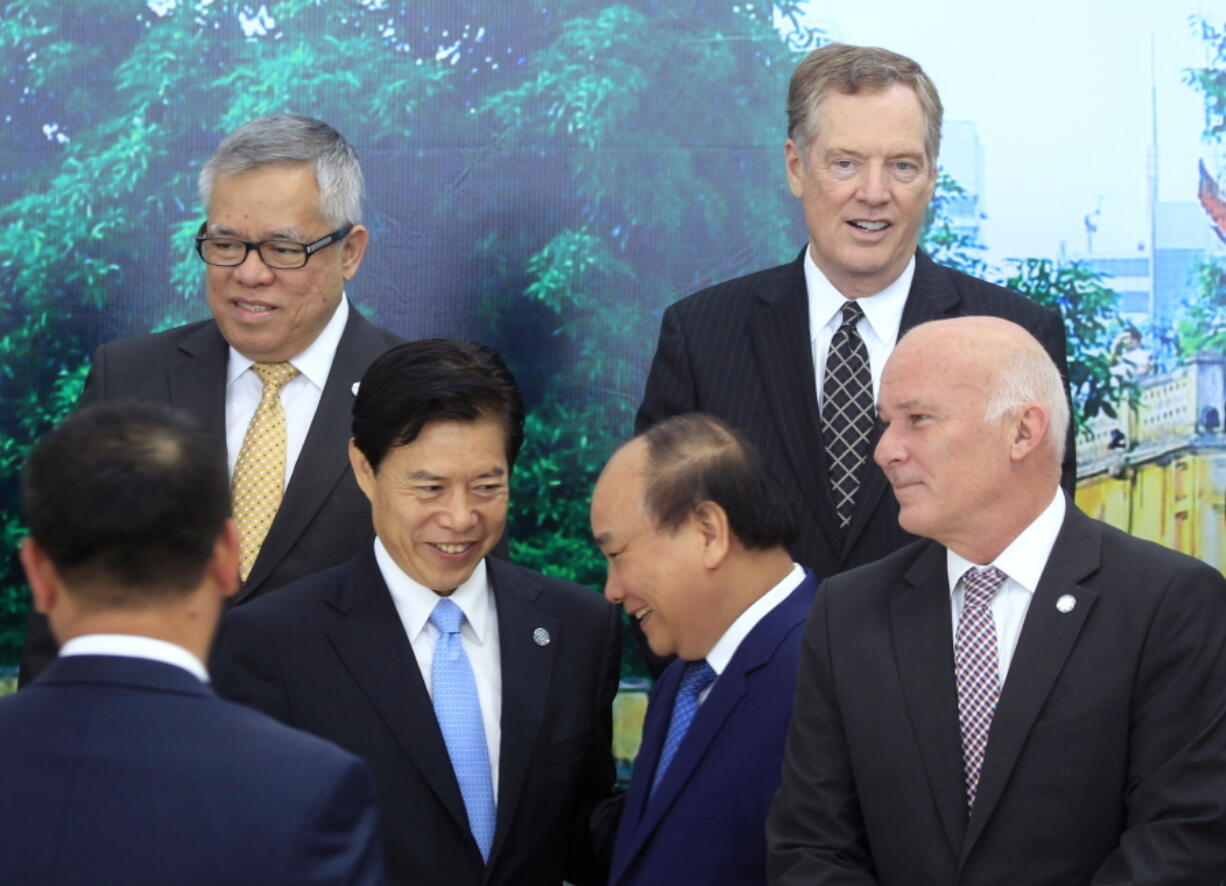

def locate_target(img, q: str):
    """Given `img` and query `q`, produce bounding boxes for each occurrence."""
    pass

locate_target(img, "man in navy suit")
[19,113,402,684]
[636,43,1073,675]
[212,339,621,886]
[3,401,383,886]
[768,318,1226,884]
[591,413,817,885]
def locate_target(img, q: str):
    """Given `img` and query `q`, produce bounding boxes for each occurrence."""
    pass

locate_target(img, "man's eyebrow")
[408,470,444,481]
[476,468,506,479]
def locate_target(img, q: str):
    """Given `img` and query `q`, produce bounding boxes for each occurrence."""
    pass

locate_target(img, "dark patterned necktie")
[651,659,716,798]
[822,301,873,530]
[954,565,1007,812]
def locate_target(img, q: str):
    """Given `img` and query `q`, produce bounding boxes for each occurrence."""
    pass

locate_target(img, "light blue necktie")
[651,659,716,796]
[429,597,496,861]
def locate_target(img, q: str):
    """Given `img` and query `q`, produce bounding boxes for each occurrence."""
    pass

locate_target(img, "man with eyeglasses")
[18,114,402,684]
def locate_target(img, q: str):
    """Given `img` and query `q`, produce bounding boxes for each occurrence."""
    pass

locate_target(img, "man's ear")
[209,519,241,599]
[784,139,807,199]
[691,501,732,569]
[348,439,376,501]
[19,536,61,615]
[1009,403,1051,463]
[340,224,369,280]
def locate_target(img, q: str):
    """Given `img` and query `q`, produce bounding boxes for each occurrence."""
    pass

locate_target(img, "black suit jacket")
[18,309,403,683]
[211,548,621,886]
[767,503,1226,885]
[637,249,1076,581]
[0,654,384,885]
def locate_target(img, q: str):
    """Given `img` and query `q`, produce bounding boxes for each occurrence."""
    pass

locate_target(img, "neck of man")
[700,545,795,651]
[946,476,1061,566]
[51,588,220,665]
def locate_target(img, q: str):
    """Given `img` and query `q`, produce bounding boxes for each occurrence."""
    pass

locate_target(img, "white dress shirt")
[947,491,1067,685]
[60,633,209,683]
[224,294,349,484]
[699,562,806,703]
[374,538,503,796]
[805,248,914,412]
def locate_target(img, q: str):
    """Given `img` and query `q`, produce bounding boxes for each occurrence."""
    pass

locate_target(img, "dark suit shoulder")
[488,557,613,621]
[667,258,799,320]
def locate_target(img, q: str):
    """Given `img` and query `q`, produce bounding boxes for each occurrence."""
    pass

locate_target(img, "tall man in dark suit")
[212,339,621,886]
[768,317,1226,884]
[591,413,818,886]
[4,401,384,886]
[20,113,402,683]
[637,44,1073,673]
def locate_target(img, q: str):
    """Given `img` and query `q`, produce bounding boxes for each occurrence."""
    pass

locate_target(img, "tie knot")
[429,597,465,635]
[960,566,1007,607]
[839,301,865,328]
[679,660,716,699]
[251,362,298,390]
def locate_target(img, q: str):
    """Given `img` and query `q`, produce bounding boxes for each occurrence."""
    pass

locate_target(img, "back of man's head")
[22,402,231,606]
[639,413,797,551]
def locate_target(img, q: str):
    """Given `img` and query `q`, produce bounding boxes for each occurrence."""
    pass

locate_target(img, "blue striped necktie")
[651,659,716,796]
[429,597,496,860]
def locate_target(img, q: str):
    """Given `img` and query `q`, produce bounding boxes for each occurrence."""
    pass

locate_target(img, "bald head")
[874,317,1067,561]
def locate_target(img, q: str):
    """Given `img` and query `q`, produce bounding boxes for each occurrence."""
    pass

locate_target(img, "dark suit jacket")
[637,249,1075,584]
[609,573,818,886]
[767,504,1226,885]
[19,309,403,683]
[211,548,621,886]
[0,654,384,886]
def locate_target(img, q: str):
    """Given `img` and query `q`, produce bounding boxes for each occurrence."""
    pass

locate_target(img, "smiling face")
[785,83,936,298]
[873,333,1011,552]
[204,163,368,363]
[590,442,721,661]
[350,417,509,595]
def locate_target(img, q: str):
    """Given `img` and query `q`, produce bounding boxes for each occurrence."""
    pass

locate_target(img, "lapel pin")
[351,381,361,397]
[1056,594,1076,614]
[532,627,551,647]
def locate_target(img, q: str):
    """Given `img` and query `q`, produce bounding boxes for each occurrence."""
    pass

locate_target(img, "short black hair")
[352,339,525,471]
[21,401,231,601]
[639,413,797,550]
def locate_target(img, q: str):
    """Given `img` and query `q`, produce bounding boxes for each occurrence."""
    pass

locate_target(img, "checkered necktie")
[651,659,716,797]
[430,598,496,861]
[954,565,1007,811]
[822,301,873,530]
[232,362,298,581]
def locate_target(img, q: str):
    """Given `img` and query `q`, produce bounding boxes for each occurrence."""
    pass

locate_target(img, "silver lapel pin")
[532,627,551,647]
[1055,594,1076,614]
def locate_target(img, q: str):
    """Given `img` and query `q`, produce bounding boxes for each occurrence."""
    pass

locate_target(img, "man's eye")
[267,242,305,257]
[211,240,239,251]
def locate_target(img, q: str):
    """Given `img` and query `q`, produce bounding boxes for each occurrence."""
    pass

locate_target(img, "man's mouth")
[234,299,276,313]
[849,220,890,232]
[431,542,475,555]
[633,606,652,621]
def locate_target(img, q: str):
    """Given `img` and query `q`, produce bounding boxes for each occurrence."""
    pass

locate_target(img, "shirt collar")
[373,537,493,644]
[225,292,349,389]
[946,490,1067,595]
[704,562,806,676]
[805,247,913,349]
[59,633,209,683]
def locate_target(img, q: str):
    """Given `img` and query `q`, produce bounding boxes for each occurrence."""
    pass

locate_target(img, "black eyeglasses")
[194,222,354,269]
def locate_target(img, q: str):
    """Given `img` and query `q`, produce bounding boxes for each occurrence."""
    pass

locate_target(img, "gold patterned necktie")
[232,362,299,581]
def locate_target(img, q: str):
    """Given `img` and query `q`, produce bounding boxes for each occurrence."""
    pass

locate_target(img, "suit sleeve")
[636,304,697,434]
[565,601,623,886]
[285,755,386,886]
[1090,563,1226,885]
[767,585,878,885]
[17,345,107,687]
[210,608,294,725]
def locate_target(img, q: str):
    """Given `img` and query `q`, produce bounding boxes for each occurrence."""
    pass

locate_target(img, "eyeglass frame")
[193,221,355,269]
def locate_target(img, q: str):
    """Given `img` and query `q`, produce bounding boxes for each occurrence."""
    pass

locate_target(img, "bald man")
[768,317,1226,885]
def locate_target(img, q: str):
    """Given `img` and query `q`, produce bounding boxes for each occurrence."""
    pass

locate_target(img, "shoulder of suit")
[488,557,612,617]
[1086,512,1224,586]
[228,555,360,624]
[927,257,1060,325]
[668,258,798,314]
[212,695,371,770]
[823,537,935,595]
[95,317,220,356]
[344,305,404,350]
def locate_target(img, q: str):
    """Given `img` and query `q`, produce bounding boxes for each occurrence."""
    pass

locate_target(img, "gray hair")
[983,346,1070,465]
[787,43,943,170]
[198,114,363,226]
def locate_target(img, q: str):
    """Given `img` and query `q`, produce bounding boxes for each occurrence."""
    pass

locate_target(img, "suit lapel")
[960,505,1100,861]
[487,559,558,868]
[240,310,380,601]
[168,322,228,436]
[840,252,961,561]
[749,253,844,555]
[890,542,968,857]
[323,550,473,838]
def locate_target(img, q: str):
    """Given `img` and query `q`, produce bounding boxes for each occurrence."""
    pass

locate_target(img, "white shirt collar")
[704,562,806,676]
[59,633,209,683]
[946,490,1067,595]
[805,247,913,349]
[225,292,349,389]
[373,537,494,645]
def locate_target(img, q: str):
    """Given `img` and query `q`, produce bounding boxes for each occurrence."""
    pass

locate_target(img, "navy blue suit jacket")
[0,654,384,886]
[211,548,621,886]
[609,572,818,886]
